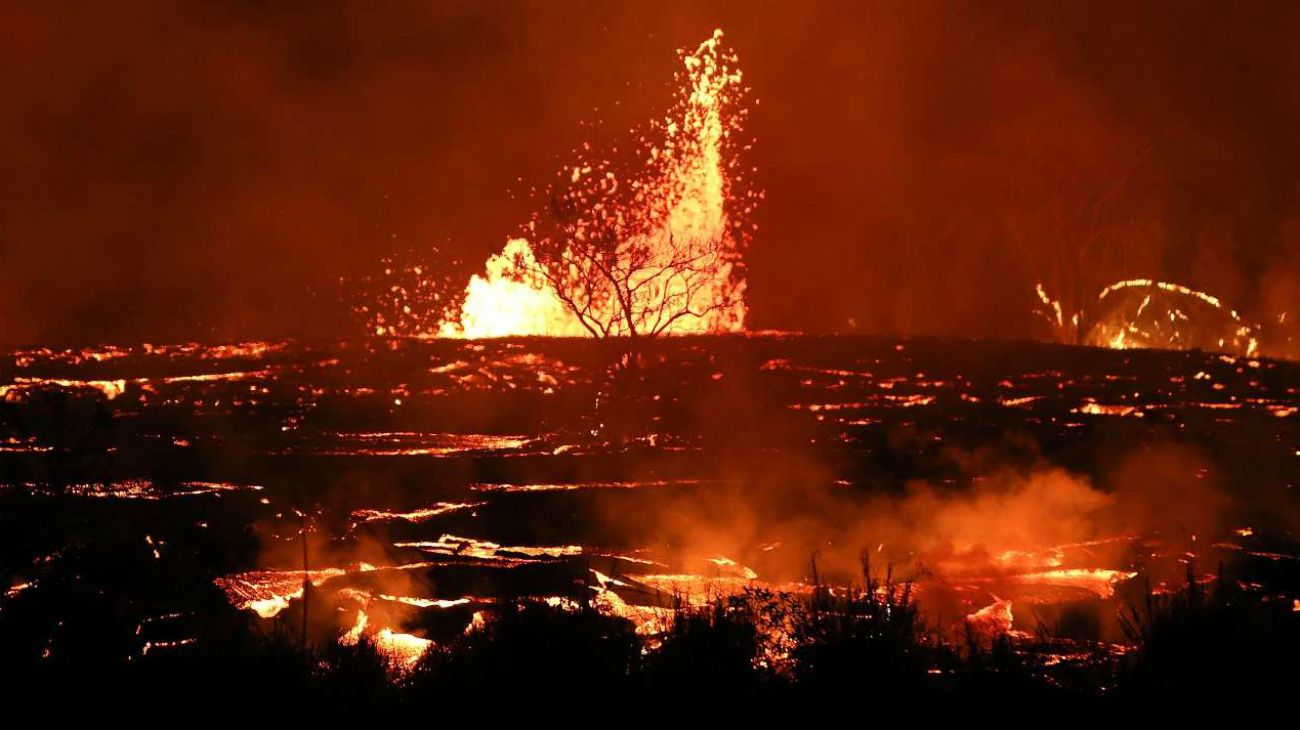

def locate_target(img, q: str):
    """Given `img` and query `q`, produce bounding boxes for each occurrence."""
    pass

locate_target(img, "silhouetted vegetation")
[1113,563,1299,704]
[406,599,640,700]
[789,554,929,695]
[3,539,1297,713]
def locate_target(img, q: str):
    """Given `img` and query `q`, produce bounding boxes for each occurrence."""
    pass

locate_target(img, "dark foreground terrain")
[1,335,1296,709]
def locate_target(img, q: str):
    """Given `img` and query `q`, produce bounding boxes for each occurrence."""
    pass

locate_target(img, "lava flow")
[340,606,433,670]
[7,2,1300,708]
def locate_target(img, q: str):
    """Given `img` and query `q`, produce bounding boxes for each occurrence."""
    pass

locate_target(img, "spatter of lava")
[1036,279,1261,357]
[1084,279,1259,357]
[359,29,758,339]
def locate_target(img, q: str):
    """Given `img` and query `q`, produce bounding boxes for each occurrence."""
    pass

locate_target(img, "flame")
[436,29,752,338]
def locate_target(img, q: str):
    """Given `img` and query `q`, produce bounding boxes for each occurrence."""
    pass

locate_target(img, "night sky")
[3,0,1299,345]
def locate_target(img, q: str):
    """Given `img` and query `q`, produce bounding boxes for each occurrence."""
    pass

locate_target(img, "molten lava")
[214,567,348,618]
[341,607,433,670]
[1084,279,1260,356]
[448,239,590,338]
[964,597,1015,640]
[435,29,754,339]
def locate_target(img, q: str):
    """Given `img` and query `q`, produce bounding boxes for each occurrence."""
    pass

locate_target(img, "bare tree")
[997,145,1158,343]
[494,166,744,352]
[537,205,737,336]
[929,62,1165,344]
[453,29,751,349]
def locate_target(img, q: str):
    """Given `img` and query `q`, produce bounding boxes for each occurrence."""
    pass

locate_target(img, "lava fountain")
[1083,279,1259,357]
[436,29,756,339]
